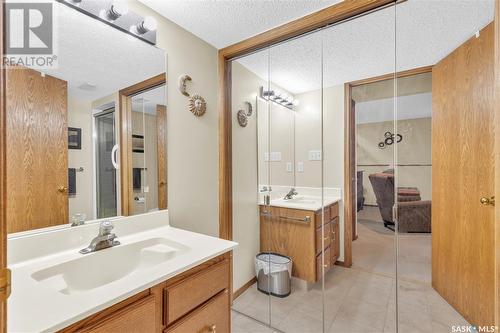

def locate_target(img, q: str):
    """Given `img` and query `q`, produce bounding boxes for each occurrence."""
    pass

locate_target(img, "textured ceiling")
[236,0,494,94]
[41,2,165,102]
[138,0,341,49]
[352,72,432,103]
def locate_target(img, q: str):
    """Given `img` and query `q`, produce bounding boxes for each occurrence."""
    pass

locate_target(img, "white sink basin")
[285,197,318,204]
[275,196,320,205]
[31,237,189,295]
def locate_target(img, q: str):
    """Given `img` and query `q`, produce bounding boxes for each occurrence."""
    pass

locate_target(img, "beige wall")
[68,97,93,220]
[295,86,346,260]
[357,117,432,205]
[129,0,219,237]
[257,93,295,187]
[231,62,262,291]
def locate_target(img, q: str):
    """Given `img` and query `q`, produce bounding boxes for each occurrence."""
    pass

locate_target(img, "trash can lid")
[256,252,291,264]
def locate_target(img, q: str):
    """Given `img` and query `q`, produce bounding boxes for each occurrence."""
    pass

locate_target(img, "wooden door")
[0,1,7,331]
[6,67,68,233]
[432,23,494,326]
[156,104,167,210]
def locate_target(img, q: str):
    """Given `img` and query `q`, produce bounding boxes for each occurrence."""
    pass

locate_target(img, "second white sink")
[31,237,189,295]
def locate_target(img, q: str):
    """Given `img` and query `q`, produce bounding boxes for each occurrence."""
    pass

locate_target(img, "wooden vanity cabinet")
[59,253,231,333]
[260,202,339,283]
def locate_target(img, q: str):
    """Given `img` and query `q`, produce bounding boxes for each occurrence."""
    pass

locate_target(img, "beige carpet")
[354,206,431,283]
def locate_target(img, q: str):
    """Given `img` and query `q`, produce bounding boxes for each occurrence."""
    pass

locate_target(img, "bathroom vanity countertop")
[261,195,341,211]
[8,225,237,333]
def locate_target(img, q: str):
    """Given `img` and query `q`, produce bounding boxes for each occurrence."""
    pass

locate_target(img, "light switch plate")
[309,150,322,161]
[297,161,304,173]
[270,152,282,161]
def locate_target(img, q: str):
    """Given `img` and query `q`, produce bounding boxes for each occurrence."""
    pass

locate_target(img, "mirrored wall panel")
[5,1,166,234]
[230,0,495,332]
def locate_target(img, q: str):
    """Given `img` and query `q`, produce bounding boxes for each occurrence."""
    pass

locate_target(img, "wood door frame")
[1,0,7,330]
[218,0,395,241]
[118,73,166,216]
[156,104,167,210]
[494,0,500,327]
[343,65,433,267]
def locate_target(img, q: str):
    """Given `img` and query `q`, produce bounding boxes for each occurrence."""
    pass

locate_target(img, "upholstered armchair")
[368,172,431,233]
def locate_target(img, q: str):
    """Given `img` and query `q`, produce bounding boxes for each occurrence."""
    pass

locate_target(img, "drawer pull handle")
[209,324,216,333]
[261,212,311,224]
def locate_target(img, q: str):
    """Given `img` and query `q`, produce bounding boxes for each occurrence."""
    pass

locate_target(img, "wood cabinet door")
[165,290,229,333]
[432,23,495,326]
[6,67,68,233]
[81,296,156,333]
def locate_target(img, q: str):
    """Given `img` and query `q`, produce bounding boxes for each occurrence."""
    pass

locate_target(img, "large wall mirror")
[5,1,166,235]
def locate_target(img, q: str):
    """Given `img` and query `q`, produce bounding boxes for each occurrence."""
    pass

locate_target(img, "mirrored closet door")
[230,0,495,332]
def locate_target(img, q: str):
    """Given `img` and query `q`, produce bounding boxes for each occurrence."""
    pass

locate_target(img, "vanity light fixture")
[259,86,295,110]
[132,17,158,35]
[57,0,157,45]
[100,2,128,21]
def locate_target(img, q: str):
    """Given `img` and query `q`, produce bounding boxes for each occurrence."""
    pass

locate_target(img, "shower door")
[94,109,118,219]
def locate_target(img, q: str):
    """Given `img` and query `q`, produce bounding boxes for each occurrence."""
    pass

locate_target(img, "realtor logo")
[3,2,57,69]
[6,3,53,54]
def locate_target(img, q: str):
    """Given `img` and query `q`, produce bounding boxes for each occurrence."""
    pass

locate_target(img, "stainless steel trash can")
[255,253,292,298]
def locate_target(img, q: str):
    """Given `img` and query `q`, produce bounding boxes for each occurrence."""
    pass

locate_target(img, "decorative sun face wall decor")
[189,94,207,117]
[178,74,207,117]
[237,101,253,127]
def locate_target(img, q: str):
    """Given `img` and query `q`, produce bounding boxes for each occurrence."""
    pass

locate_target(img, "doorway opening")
[346,68,433,283]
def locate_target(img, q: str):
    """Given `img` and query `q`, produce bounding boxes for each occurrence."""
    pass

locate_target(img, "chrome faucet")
[79,221,120,254]
[284,187,298,200]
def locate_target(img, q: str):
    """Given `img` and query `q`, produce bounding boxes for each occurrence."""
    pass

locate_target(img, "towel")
[68,168,76,196]
[133,168,142,190]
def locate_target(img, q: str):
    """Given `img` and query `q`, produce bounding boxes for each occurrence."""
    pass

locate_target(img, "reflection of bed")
[368,170,431,233]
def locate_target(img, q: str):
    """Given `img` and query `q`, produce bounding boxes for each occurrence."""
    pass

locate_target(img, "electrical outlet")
[297,161,304,173]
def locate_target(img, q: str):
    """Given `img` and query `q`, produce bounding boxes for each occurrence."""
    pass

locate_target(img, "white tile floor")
[232,207,469,332]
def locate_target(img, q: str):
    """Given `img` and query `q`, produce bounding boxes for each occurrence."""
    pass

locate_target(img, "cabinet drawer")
[330,203,339,220]
[315,208,331,229]
[315,222,332,255]
[164,259,229,325]
[80,296,156,333]
[316,246,332,280]
[165,290,229,333]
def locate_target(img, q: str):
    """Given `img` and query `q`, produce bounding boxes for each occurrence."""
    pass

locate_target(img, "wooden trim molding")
[118,73,166,216]
[494,0,500,327]
[218,0,395,241]
[343,66,433,268]
[1,0,7,330]
[219,0,394,60]
[232,277,257,300]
